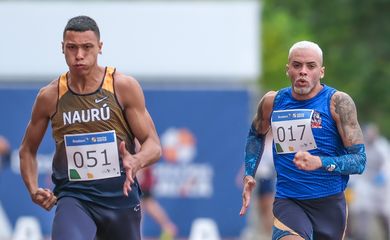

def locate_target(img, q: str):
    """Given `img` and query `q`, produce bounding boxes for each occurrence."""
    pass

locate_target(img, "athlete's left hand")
[293,151,322,171]
[119,141,141,197]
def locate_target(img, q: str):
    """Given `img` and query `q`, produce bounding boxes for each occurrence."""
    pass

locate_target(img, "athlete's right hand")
[31,188,57,211]
[239,175,256,216]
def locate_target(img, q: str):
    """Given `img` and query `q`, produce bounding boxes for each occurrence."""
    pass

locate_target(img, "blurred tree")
[261,1,311,91]
[260,0,390,137]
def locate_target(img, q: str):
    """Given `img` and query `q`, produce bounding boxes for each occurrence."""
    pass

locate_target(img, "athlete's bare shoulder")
[113,71,144,109]
[330,91,356,121]
[259,90,277,116]
[262,90,277,108]
[34,79,59,117]
[113,71,139,87]
[38,79,58,101]
[253,91,277,134]
[331,90,364,146]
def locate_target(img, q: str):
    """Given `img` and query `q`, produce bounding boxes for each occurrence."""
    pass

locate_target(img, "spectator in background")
[134,135,177,240]
[0,136,12,240]
[0,136,10,170]
[236,132,275,240]
[138,167,178,239]
[254,132,275,239]
[349,123,390,240]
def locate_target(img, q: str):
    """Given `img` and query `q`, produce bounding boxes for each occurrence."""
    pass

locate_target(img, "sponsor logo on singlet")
[63,104,111,125]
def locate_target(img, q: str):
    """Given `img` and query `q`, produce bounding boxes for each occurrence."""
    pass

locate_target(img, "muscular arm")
[244,91,276,178]
[19,81,58,210]
[320,91,366,174]
[240,91,275,216]
[141,109,161,166]
[115,74,161,169]
[115,73,162,195]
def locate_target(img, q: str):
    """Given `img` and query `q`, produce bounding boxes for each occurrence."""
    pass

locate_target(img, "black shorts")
[140,189,152,199]
[272,192,347,240]
[52,197,141,240]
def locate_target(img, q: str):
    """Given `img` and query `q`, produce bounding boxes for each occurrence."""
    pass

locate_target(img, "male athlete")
[19,16,161,240]
[240,40,366,240]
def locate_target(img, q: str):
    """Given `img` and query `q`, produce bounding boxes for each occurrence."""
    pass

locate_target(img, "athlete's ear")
[61,42,64,54]
[99,41,103,54]
[285,63,289,76]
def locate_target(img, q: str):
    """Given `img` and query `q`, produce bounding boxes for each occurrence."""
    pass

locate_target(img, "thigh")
[273,198,313,240]
[52,197,97,240]
[94,204,142,240]
[306,193,347,240]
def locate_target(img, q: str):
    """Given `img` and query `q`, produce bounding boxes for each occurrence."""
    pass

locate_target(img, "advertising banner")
[0,87,250,239]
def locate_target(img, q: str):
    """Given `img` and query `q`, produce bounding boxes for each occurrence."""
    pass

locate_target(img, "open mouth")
[295,79,307,87]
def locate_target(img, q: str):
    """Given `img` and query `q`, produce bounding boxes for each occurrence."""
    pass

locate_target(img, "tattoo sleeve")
[321,92,366,174]
[244,124,265,177]
[244,92,273,177]
[333,92,364,145]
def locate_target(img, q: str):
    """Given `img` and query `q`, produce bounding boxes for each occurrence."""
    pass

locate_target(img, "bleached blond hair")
[288,40,323,65]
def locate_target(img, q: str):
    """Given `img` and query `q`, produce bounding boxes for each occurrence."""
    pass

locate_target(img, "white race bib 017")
[64,130,121,181]
[271,109,317,154]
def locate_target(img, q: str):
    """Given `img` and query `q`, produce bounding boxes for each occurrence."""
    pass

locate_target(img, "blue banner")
[0,86,250,239]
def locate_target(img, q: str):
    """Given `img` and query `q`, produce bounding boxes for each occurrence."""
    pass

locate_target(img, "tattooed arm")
[240,91,275,216]
[319,91,366,174]
[252,91,276,136]
[244,91,276,177]
[331,91,364,146]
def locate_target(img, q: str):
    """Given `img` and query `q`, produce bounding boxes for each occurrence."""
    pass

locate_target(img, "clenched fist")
[293,151,322,171]
[31,188,57,211]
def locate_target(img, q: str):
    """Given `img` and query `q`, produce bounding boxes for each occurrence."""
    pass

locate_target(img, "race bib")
[271,109,317,154]
[64,130,121,181]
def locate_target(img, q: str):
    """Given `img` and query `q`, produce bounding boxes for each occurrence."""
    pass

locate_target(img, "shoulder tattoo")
[254,98,266,131]
[253,92,274,135]
[334,93,363,144]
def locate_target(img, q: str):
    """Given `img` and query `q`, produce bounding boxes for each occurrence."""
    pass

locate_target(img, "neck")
[68,66,105,93]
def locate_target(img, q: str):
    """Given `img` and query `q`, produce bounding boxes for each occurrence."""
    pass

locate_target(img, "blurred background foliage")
[260,0,390,137]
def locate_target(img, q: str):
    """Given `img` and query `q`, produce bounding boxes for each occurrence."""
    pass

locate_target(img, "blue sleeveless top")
[272,84,349,199]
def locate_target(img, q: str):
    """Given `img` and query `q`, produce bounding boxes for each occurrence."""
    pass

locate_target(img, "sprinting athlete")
[240,40,366,240]
[19,15,161,240]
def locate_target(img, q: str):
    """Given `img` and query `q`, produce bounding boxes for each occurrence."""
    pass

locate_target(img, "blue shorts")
[52,197,141,240]
[272,192,347,240]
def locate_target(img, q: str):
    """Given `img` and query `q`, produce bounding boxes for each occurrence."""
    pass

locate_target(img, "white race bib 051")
[271,109,317,154]
[64,130,121,181]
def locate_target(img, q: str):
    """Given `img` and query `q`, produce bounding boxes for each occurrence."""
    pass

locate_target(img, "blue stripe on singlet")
[65,131,115,146]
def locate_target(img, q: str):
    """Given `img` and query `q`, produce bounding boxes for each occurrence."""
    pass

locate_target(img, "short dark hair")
[63,15,100,40]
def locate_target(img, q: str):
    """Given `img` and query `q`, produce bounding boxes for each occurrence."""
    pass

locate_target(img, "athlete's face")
[286,48,325,100]
[62,30,102,75]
